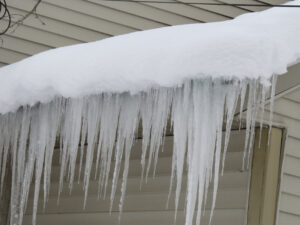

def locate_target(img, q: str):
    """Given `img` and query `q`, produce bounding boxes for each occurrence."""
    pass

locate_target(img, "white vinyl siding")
[267,91,300,225]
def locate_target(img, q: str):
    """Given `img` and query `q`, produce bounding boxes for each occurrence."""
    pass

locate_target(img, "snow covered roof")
[0,1,300,114]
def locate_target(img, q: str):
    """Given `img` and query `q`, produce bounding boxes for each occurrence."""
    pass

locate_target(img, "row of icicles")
[0,77,276,225]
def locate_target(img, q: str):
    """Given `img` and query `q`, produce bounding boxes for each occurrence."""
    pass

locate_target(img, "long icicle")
[0,77,275,225]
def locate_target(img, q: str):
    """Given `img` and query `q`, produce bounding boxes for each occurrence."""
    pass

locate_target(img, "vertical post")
[247,128,283,225]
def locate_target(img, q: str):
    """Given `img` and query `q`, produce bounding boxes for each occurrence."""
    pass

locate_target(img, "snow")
[0,1,300,225]
[0,1,300,114]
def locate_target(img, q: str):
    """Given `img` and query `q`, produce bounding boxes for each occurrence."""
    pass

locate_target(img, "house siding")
[268,94,300,225]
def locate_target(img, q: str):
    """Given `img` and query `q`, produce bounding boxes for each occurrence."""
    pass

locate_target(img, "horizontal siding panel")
[142,129,247,155]
[4,24,81,48]
[1,35,50,56]
[280,193,300,216]
[263,111,300,139]
[0,48,29,64]
[141,2,228,22]
[49,151,245,181]
[87,0,197,25]
[50,130,247,164]
[8,0,136,36]
[23,209,245,225]
[7,7,109,43]
[179,0,247,18]
[283,155,300,178]
[278,212,300,225]
[218,0,265,11]
[285,137,300,159]
[282,174,300,197]
[26,188,247,214]
[273,98,300,121]
[284,89,300,103]
[259,0,287,4]
[30,171,249,198]
[43,0,165,30]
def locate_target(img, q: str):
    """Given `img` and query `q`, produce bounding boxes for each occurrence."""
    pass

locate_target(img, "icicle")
[98,94,120,198]
[93,96,104,181]
[83,96,102,208]
[145,88,172,181]
[242,80,255,170]
[77,105,88,183]
[58,98,84,201]
[32,105,49,225]
[169,82,190,219]
[109,94,140,214]
[118,95,140,217]
[239,81,247,130]
[0,76,275,225]
[221,82,239,175]
[268,75,278,145]
[208,81,226,225]
[43,99,63,207]
[140,92,154,187]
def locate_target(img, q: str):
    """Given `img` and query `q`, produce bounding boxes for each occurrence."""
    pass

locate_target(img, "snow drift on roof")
[0,0,300,114]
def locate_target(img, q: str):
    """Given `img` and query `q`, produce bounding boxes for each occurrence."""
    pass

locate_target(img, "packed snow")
[0,1,300,225]
[0,1,300,114]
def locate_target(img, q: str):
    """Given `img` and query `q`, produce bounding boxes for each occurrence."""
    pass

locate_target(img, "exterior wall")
[23,131,250,225]
[266,92,300,225]
[278,136,300,225]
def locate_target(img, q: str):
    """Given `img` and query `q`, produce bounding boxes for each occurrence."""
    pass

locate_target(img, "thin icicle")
[145,89,173,181]
[242,80,256,170]
[239,81,247,130]
[109,94,140,213]
[83,96,102,208]
[77,106,88,183]
[268,75,278,145]
[169,83,190,219]
[118,95,140,217]
[221,82,239,175]
[98,94,120,199]
[58,98,84,201]
[208,81,226,225]
[43,99,63,207]
[32,105,48,225]
[139,92,154,188]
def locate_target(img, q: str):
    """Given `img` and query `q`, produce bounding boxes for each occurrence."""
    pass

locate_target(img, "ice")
[0,77,277,225]
[0,1,299,225]
[268,75,278,144]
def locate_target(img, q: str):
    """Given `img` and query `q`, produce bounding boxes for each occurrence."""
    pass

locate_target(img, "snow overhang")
[0,1,299,114]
